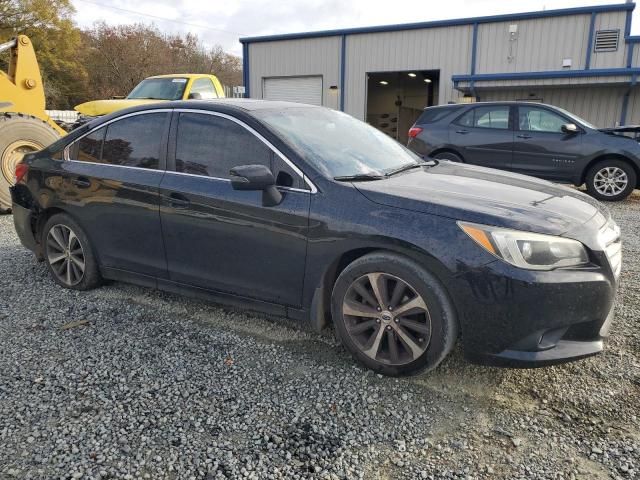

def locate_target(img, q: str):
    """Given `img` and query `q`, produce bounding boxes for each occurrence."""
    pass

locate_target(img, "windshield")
[554,106,598,129]
[127,78,187,100]
[255,107,422,178]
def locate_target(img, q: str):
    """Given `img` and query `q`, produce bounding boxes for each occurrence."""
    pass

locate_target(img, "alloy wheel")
[342,272,432,365]
[46,224,86,286]
[593,167,628,197]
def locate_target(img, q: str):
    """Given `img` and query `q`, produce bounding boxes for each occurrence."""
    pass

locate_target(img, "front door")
[511,105,584,181]
[62,111,170,278]
[159,111,311,307]
[448,104,513,169]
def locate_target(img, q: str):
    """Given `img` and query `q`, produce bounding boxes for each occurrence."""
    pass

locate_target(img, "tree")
[0,0,88,109]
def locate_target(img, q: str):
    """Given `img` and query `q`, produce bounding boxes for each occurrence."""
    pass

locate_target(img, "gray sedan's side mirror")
[230,164,282,206]
[562,123,579,134]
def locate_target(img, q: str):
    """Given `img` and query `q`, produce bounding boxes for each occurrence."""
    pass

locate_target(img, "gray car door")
[448,105,513,169]
[511,105,584,181]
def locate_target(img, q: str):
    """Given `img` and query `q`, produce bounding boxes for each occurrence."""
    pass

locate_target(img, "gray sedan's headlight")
[459,222,589,270]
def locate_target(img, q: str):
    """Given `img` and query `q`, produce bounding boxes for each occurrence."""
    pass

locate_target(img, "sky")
[71,0,640,56]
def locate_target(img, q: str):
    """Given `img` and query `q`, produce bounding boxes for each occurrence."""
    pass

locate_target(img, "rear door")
[159,110,311,307]
[512,105,584,180]
[448,105,514,169]
[63,111,170,278]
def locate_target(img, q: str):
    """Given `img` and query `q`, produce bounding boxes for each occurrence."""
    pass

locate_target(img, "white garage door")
[263,76,323,106]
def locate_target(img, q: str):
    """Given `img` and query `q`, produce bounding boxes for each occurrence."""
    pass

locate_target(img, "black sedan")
[407,102,640,201]
[11,100,621,376]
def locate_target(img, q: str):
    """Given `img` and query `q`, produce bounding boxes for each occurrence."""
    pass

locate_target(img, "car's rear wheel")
[432,151,463,163]
[42,213,102,290]
[331,252,458,376]
[586,159,636,201]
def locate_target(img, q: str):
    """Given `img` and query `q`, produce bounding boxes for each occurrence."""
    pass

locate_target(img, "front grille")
[599,220,622,278]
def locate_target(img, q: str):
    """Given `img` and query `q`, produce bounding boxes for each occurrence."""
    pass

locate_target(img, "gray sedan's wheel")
[432,151,463,163]
[586,160,636,201]
[42,213,102,290]
[332,252,458,376]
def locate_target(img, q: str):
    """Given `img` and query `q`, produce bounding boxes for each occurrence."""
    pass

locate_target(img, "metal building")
[240,2,640,143]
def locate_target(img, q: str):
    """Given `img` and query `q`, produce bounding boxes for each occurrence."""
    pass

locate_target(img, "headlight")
[459,222,589,270]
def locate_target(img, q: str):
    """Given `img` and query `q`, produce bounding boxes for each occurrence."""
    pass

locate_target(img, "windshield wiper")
[334,173,385,182]
[385,160,438,177]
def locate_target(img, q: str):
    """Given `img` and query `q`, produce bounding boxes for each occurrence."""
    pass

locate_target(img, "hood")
[74,98,166,116]
[355,162,608,236]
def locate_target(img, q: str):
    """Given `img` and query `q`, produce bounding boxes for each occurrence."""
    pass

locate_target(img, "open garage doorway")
[366,70,439,144]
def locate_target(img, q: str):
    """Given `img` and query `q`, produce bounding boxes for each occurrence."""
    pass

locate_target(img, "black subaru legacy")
[11,100,621,377]
[407,101,640,201]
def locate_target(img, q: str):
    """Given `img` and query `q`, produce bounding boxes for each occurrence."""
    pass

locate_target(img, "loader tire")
[0,113,61,213]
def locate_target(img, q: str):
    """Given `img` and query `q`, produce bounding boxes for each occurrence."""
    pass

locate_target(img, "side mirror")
[230,164,282,206]
[188,92,203,100]
[562,123,579,134]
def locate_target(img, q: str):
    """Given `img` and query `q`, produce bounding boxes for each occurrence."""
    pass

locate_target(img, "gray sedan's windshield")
[255,107,421,178]
[127,78,187,100]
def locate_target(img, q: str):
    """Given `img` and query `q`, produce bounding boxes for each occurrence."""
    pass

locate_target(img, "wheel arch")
[310,243,459,334]
[581,154,640,187]
[428,147,464,162]
[33,207,88,260]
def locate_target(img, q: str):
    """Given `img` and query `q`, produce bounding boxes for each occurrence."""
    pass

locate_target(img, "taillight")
[408,126,423,138]
[15,163,29,183]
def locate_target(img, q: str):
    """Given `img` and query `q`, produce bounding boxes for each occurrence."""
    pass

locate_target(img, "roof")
[103,98,322,115]
[240,2,634,44]
[147,74,218,79]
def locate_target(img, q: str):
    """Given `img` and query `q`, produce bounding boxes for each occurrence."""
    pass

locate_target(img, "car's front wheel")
[42,213,102,290]
[586,159,636,201]
[331,252,458,376]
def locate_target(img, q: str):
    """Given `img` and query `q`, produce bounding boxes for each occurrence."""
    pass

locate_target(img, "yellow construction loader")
[0,35,65,212]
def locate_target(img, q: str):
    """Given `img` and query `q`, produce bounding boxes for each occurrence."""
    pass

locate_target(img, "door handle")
[72,176,91,188]
[164,193,191,209]
[455,129,470,134]
[517,134,532,139]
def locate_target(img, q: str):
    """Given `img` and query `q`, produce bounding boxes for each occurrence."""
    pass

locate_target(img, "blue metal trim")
[242,43,250,97]
[452,67,640,82]
[625,9,633,38]
[340,35,346,111]
[470,22,478,75]
[620,90,630,125]
[240,3,634,44]
[585,12,597,70]
[627,43,634,68]
[628,36,640,43]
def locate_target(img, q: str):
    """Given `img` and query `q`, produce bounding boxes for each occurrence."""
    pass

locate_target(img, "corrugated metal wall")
[475,15,592,73]
[344,26,473,119]
[247,37,342,109]
[590,11,628,69]
[480,86,627,127]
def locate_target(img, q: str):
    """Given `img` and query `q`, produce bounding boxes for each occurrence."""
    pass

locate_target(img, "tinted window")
[176,113,272,179]
[416,106,461,125]
[456,106,510,130]
[190,78,217,99]
[101,113,168,169]
[127,78,187,100]
[71,128,105,162]
[519,106,567,133]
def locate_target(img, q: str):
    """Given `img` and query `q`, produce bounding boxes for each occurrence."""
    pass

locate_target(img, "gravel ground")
[0,194,639,480]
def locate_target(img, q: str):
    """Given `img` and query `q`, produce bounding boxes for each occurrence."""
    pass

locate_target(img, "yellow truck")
[0,34,226,212]
[74,73,225,124]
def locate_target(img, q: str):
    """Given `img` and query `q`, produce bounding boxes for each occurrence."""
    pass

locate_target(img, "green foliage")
[0,1,243,109]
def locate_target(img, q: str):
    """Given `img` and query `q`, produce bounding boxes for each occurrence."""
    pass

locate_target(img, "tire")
[585,159,637,202]
[0,113,61,211]
[42,213,102,291]
[331,252,458,377]
[432,151,463,163]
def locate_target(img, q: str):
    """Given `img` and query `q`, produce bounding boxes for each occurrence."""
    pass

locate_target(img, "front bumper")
[452,257,618,368]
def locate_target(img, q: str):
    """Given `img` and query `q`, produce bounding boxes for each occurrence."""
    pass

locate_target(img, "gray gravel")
[1,194,639,480]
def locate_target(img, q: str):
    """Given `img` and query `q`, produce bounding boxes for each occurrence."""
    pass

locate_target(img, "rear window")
[415,107,461,125]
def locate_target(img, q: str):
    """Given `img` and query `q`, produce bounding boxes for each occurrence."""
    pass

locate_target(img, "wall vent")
[594,29,620,52]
